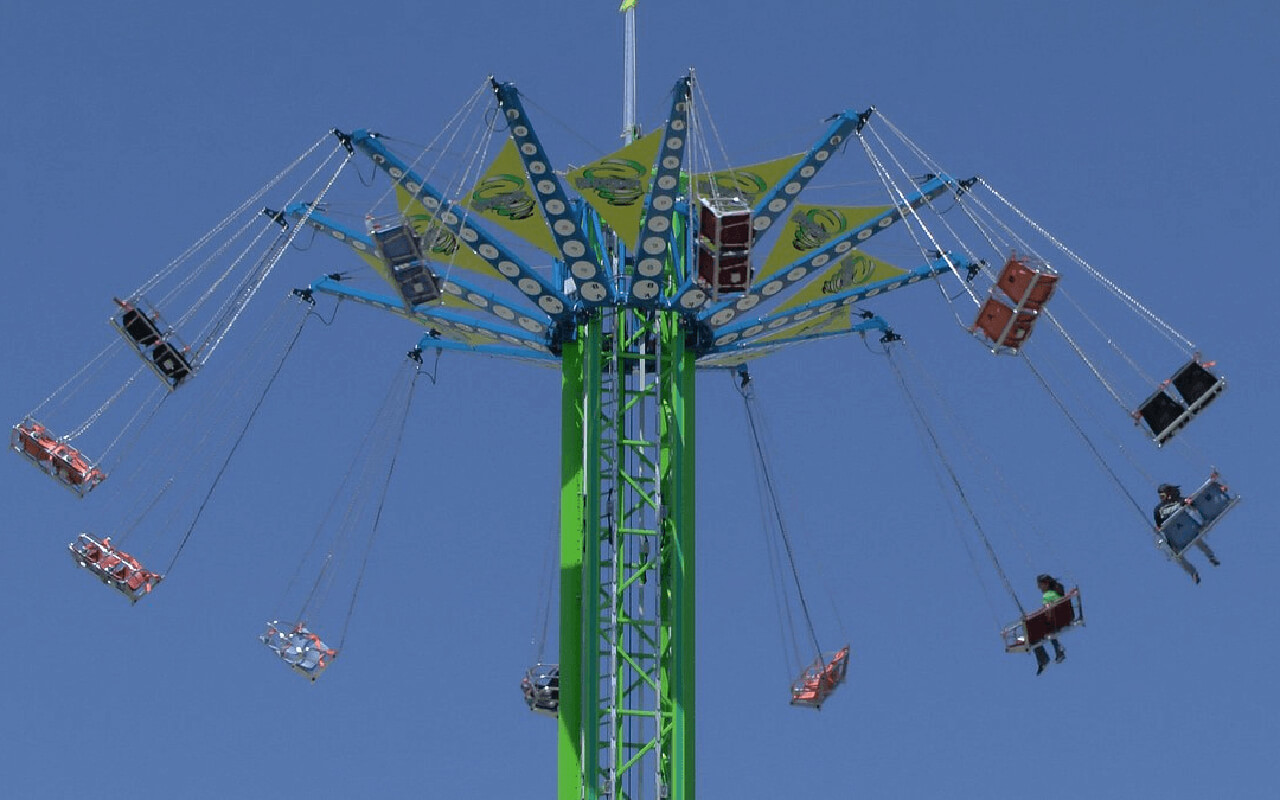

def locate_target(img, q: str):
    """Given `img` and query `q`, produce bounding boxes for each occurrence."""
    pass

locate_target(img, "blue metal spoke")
[491,80,614,306]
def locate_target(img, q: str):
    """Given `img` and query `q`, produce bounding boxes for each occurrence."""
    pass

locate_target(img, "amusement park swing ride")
[8,4,1242,798]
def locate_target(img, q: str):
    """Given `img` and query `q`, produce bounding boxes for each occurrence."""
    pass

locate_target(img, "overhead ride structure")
[290,69,968,798]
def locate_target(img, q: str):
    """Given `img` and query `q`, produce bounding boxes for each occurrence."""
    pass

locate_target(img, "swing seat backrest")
[1159,508,1202,554]
[1171,360,1224,409]
[972,297,1038,350]
[996,254,1058,310]
[1021,589,1079,645]
[1189,480,1234,525]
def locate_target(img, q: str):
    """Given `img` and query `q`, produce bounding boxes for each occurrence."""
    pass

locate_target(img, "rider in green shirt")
[1033,574,1067,675]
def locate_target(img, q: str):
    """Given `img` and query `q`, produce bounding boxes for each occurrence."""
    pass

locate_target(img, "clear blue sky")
[2,1,1277,797]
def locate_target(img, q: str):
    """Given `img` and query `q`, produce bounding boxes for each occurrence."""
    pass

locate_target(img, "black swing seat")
[111,296,196,390]
[520,663,560,717]
[789,645,850,710]
[369,221,442,308]
[1002,588,1084,653]
[260,620,338,682]
[1134,357,1225,446]
[1156,475,1240,557]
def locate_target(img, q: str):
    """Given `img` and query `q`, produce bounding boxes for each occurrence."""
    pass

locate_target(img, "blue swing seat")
[1156,475,1240,557]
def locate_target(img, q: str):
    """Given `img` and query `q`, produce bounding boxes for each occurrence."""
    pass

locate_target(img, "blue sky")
[2,1,1277,797]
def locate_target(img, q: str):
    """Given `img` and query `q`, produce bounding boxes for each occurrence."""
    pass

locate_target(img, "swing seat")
[11,419,59,465]
[1002,589,1083,652]
[11,421,106,496]
[995,252,1058,310]
[697,196,754,296]
[152,341,193,387]
[120,307,163,347]
[520,663,560,717]
[112,297,196,390]
[1156,476,1240,557]
[392,262,442,307]
[1170,359,1225,412]
[371,222,423,268]
[69,534,162,603]
[260,621,338,682]
[113,297,168,349]
[697,248,752,295]
[789,645,850,710]
[971,297,1039,353]
[1134,358,1225,445]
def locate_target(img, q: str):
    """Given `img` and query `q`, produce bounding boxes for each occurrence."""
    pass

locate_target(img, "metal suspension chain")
[339,361,422,648]
[1020,353,1151,526]
[979,177,1196,354]
[138,131,335,301]
[884,343,1027,617]
[737,377,823,657]
[163,299,312,574]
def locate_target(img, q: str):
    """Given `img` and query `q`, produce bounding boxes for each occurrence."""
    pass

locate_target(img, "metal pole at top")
[622,1,637,144]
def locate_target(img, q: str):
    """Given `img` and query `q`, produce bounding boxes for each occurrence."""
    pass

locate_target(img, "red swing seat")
[971,252,1059,354]
[1002,588,1084,652]
[69,533,162,603]
[789,645,850,710]
[10,420,106,497]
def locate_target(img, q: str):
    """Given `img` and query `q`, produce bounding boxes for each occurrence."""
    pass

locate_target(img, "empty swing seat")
[11,420,106,496]
[112,296,197,390]
[152,341,193,386]
[369,221,441,308]
[789,645,850,710]
[392,262,442,307]
[995,252,1059,310]
[371,223,423,267]
[121,307,162,347]
[972,297,1039,352]
[1002,588,1084,653]
[972,251,1058,354]
[697,196,754,296]
[1156,475,1240,557]
[520,664,560,717]
[1134,357,1225,445]
[260,621,338,681]
[69,533,162,602]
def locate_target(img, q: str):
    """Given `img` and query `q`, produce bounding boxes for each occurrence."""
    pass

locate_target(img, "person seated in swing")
[1154,483,1220,584]
[1033,574,1068,676]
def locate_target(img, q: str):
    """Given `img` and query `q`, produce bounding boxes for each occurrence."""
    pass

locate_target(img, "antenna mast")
[622,0,637,143]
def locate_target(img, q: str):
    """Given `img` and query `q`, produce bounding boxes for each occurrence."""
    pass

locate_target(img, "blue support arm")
[491,80,613,306]
[701,312,894,361]
[628,74,693,306]
[307,275,555,360]
[411,330,560,365]
[750,108,871,243]
[708,253,968,348]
